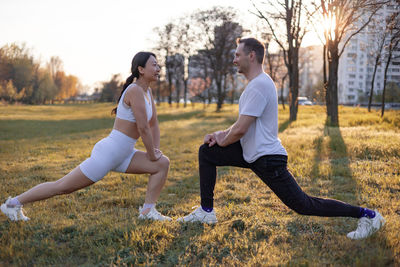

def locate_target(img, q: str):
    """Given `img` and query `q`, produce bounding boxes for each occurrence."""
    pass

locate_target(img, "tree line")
[0,43,81,104]
[148,0,399,125]
[2,1,399,126]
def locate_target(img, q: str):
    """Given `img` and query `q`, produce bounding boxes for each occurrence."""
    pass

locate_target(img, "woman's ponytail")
[111,74,135,115]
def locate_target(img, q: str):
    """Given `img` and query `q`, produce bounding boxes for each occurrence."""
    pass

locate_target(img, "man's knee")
[199,143,208,154]
[198,143,212,159]
[288,199,311,215]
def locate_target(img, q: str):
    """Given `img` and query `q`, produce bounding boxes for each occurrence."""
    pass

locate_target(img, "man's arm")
[213,115,256,147]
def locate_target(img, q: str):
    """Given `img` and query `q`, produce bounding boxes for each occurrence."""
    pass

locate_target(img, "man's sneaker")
[1,197,30,221]
[347,210,385,240]
[177,206,217,224]
[138,206,172,221]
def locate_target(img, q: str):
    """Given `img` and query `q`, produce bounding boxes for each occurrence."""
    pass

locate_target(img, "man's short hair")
[236,38,265,64]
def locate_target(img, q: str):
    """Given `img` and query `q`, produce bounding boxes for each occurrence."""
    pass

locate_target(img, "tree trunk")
[230,75,236,104]
[323,45,327,86]
[281,74,286,110]
[326,46,339,126]
[166,56,173,106]
[183,78,188,108]
[156,79,161,106]
[175,81,180,108]
[381,51,392,117]
[216,79,223,112]
[207,87,212,105]
[368,56,379,112]
[323,44,328,101]
[168,83,172,106]
[288,55,299,121]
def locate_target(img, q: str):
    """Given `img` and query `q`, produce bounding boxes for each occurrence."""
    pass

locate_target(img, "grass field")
[0,103,399,266]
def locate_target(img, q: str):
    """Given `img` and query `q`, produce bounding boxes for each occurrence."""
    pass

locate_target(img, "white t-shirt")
[239,72,287,163]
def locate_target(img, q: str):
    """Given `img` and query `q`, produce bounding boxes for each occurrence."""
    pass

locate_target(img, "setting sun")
[322,13,336,41]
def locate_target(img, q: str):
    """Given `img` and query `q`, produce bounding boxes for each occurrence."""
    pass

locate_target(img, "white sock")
[7,197,22,207]
[142,203,155,211]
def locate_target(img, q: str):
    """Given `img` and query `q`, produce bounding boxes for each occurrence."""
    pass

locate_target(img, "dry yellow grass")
[0,103,399,266]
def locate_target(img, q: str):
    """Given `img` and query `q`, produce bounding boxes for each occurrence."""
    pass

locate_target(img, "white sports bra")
[116,86,153,122]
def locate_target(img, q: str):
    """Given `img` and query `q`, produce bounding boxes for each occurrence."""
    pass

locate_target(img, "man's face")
[233,43,250,74]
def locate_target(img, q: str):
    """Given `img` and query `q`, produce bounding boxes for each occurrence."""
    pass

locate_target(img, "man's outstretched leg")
[250,155,385,239]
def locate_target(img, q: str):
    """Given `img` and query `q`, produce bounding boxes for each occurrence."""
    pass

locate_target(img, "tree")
[0,80,21,102]
[380,7,400,117]
[265,48,288,109]
[53,71,79,101]
[0,43,81,104]
[47,56,63,80]
[309,78,326,103]
[317,0,386,125]
[367,17,387,111]
[0,43,37,103]
[385,82,400,102]
[188,77,211,107]
[154,23,176,106]
[194,7,243,111]
[31,69,57,104]
[174,17,197,107]
[251,0,312,121]
[151,80,172,103]
[188,50,214,106]
[100,74,122,102]
[166,53,184,107]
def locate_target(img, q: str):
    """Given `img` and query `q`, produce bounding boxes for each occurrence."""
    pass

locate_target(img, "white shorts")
[79,129,137,182]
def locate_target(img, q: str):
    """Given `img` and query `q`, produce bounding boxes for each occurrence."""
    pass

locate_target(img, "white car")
[298,97,313,106]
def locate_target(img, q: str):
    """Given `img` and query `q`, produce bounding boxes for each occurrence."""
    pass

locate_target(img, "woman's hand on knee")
[147,148,162,161]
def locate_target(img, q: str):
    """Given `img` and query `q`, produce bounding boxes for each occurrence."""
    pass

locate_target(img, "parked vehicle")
[298,97,313,106]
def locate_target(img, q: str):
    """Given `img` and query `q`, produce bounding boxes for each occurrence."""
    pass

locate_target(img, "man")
[178,37,385,240]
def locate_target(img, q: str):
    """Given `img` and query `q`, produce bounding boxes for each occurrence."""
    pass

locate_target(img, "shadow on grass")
[279,119,292,133]
[310,120,357,200]
[324,122,357,202]
[0,118,114,140]
[286,122,357,238]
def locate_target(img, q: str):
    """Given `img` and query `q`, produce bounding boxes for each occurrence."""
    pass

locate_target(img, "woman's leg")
[125,151,170,213]
[16,167,94,205]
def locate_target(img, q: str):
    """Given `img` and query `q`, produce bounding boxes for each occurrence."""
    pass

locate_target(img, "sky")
[0,0,320,93]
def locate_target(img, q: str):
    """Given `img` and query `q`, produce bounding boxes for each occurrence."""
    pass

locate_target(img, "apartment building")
[338,2,400,104]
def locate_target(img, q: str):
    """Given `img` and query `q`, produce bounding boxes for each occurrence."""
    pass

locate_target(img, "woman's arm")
[128,86,158,161]
[148,90,160,149]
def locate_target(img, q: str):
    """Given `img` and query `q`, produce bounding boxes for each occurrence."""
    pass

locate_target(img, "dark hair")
[112,51,156,115]
[236,38,265,64]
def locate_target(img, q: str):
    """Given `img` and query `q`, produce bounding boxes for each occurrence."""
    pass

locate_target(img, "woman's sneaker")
[138,206,172,221]
[1,197,30,221]
[177,206,217,224]
[347,210,385,239]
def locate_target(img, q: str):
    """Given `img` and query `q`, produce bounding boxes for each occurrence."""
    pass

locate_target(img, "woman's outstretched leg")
[17,167,94,204]
[1,167,94,221]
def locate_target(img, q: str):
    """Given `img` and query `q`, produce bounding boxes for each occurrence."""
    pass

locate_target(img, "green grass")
[0,103,399,266]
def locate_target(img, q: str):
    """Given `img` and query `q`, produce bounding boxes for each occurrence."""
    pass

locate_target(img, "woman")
[1,52,171,222]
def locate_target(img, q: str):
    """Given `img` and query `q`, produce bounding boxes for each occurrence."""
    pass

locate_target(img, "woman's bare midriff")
[113,117,140,139]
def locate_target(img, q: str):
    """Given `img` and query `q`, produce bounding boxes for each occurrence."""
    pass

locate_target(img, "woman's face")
[141,56,160,82]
